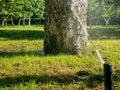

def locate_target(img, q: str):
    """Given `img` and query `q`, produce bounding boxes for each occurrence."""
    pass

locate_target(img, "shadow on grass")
[0,50,44,57]
[88,27,120,40]
[0,30,44,40]
[0,26,120,40]
[0,70,119,88]
[0,71,104,88]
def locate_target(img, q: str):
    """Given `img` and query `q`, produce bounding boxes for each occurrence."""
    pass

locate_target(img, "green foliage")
[88,0,120,25]
[0,0,120,26]
[0,0,45,26]
[31,0,45,18]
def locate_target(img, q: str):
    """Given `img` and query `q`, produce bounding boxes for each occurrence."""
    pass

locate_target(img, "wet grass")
[0,25,120,90]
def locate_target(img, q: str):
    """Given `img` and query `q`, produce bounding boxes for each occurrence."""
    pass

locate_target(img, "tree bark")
[44,0,88,55]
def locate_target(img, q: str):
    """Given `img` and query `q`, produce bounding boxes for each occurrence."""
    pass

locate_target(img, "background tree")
[88,0,104,26]
[31,0,45,24]
[101,4,114,26]
[88,0,100,27]
[7,0,17,26]
[0,0,9,26]
[22,0,33,26]
[112,0,120,24]
[0,0,45,26]
[88,0,120,25]
[0,0,120,26]
[101,0,114,25]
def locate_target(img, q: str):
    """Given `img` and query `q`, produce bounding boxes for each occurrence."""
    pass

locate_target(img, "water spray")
[95,50,105,64]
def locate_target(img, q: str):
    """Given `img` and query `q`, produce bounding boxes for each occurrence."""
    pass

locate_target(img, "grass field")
[0,25,120,90]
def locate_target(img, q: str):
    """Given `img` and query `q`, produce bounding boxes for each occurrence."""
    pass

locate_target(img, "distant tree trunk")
[2,19,5,27]
[104,18,109,26]
[11,17,14,27]
[44,0,88,55]
[18,19,21,26]
[22,17,25,27]
[28,16,31,26]
[5,19,7,26]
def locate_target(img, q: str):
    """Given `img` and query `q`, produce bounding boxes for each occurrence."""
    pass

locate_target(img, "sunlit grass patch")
[0,25,44,31]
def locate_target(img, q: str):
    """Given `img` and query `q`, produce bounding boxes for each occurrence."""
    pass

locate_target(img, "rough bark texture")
[44,0,88,55]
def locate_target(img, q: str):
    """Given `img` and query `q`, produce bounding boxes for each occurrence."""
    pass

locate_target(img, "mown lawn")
[0,25,120,90]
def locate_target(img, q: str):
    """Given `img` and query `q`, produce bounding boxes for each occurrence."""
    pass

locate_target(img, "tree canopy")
[0,0,45,26]
[88,0,120,25]
[0,0,120,26]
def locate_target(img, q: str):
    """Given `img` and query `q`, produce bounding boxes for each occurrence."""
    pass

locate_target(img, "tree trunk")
[18,19,21,26]
[28,16,31,26]
[104,18,109,26]
[11,17,14,27]
[44,0,88,55]
[22,17,25,27]
[2,19,5,27]
[5,19,7,26]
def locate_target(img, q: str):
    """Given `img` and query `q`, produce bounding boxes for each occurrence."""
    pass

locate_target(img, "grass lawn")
[0,25,120,90]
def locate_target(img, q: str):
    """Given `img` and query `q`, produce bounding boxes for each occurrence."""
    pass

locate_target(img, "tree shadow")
[0,75,74,87]
[75,71,104,88]
[0,50,44,57]
[0,30,44,40]
[88,27,120,40]
[0,70,119,88]
[0,71,102,88]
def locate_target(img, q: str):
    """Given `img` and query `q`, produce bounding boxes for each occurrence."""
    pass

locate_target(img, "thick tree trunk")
[44,0,88,55]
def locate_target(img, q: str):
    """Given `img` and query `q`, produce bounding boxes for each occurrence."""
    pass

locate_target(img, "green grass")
[88,25,120,40]
[0,25,120,90]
